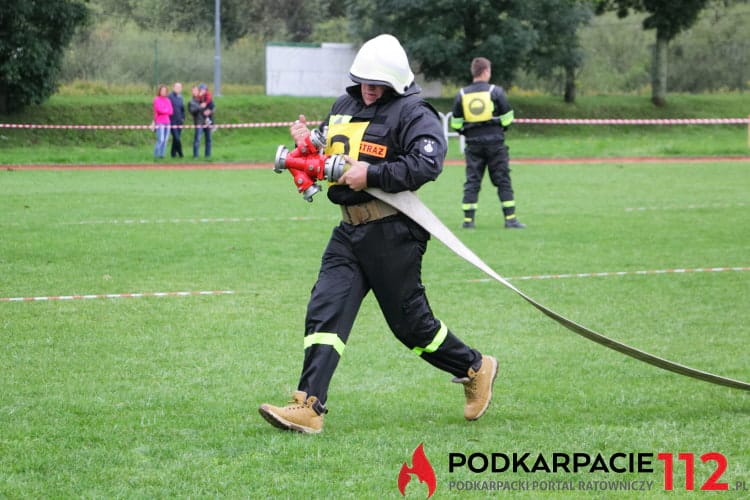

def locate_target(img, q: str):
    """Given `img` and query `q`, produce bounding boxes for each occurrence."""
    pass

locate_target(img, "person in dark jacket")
[450,57,525,229]
[168,82,185,158]
[259,34,498,434]
[188,84,214,157]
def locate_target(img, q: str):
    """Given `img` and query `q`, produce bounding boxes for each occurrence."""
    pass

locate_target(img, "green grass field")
[1,157,748,498]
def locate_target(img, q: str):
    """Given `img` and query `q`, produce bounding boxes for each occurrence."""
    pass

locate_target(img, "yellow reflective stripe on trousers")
[412,321,448,356]
[304,332,345,355]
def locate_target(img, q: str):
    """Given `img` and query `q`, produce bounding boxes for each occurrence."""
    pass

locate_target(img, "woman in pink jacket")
[152,85,173,159]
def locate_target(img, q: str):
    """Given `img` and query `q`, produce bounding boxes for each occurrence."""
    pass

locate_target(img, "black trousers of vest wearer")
[462,141,515,216]
[298,214,482,406]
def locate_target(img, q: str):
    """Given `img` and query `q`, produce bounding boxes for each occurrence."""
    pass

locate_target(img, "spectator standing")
[168,82,185,158]
[152,84,173,159]
[188,84,214,157]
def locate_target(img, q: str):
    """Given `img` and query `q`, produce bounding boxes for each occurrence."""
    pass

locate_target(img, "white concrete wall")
[265,42,442,98]
[266,43,356,97]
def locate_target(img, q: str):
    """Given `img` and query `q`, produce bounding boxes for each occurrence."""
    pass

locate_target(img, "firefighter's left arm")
[493,87,514,129]
[338,156,368,191]
[366,103,446,193]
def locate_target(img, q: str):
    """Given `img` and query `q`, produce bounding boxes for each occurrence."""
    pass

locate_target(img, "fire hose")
[366,188,750,391]
[273,140,750,391]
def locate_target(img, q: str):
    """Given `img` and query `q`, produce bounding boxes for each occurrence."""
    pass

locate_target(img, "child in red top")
[198,84,215,128]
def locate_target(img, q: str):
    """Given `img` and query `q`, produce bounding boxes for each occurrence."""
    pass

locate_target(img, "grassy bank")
[1,93,749,164]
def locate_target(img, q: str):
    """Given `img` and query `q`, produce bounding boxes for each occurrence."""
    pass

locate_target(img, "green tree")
[595,0,709,106]
[92,0,337,43]
[0,0,89,112]
[346,0,593,101]
[667,0,749,92]
[346,0,538,85]
[524,0,593,102]
[91,0,260,43]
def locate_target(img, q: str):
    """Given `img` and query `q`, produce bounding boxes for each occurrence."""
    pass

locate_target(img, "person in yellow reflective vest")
[450,57,525,229]
[258,35,499,434]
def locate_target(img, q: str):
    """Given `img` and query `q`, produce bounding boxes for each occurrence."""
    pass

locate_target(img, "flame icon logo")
[398,443,437,498]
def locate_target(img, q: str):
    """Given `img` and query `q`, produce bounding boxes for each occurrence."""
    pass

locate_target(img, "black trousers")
[298,214,482,406]
[463,141,515,214]
[170,125,183,157]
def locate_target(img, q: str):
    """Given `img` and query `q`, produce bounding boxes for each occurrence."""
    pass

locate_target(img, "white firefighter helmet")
[349,34,415,95]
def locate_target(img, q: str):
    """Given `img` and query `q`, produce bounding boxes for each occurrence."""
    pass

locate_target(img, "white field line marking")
[1,290,235,302]
[468,266,750,283]
[68,215,334,225]
[625,202,748,212]
[5,268,747,301]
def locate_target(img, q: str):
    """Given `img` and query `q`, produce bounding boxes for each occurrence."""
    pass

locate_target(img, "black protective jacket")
[319,82,446,206]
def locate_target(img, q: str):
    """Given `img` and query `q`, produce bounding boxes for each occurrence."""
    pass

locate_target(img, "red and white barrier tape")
[1,118,748,130]
[0,122,309,130]
[515,117,750,125]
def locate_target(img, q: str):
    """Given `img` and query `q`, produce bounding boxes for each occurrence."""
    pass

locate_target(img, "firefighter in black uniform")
[259,34,498,434]
[451,57,525,229]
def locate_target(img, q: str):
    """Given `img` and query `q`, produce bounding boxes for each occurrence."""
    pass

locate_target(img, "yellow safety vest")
[460,84,495,123]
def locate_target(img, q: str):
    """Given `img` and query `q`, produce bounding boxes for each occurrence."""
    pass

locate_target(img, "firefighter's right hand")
[291,115,310,150]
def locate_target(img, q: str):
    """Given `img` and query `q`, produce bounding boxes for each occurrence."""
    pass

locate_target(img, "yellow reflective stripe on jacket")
[329,114,353,125]
[412,321,448,355]
[450,115,464,130]
[499,109,514,127]
[304,332,345,355]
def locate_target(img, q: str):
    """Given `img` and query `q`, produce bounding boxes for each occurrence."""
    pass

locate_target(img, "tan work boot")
[258,391,324,434]
[454,355,498,420]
